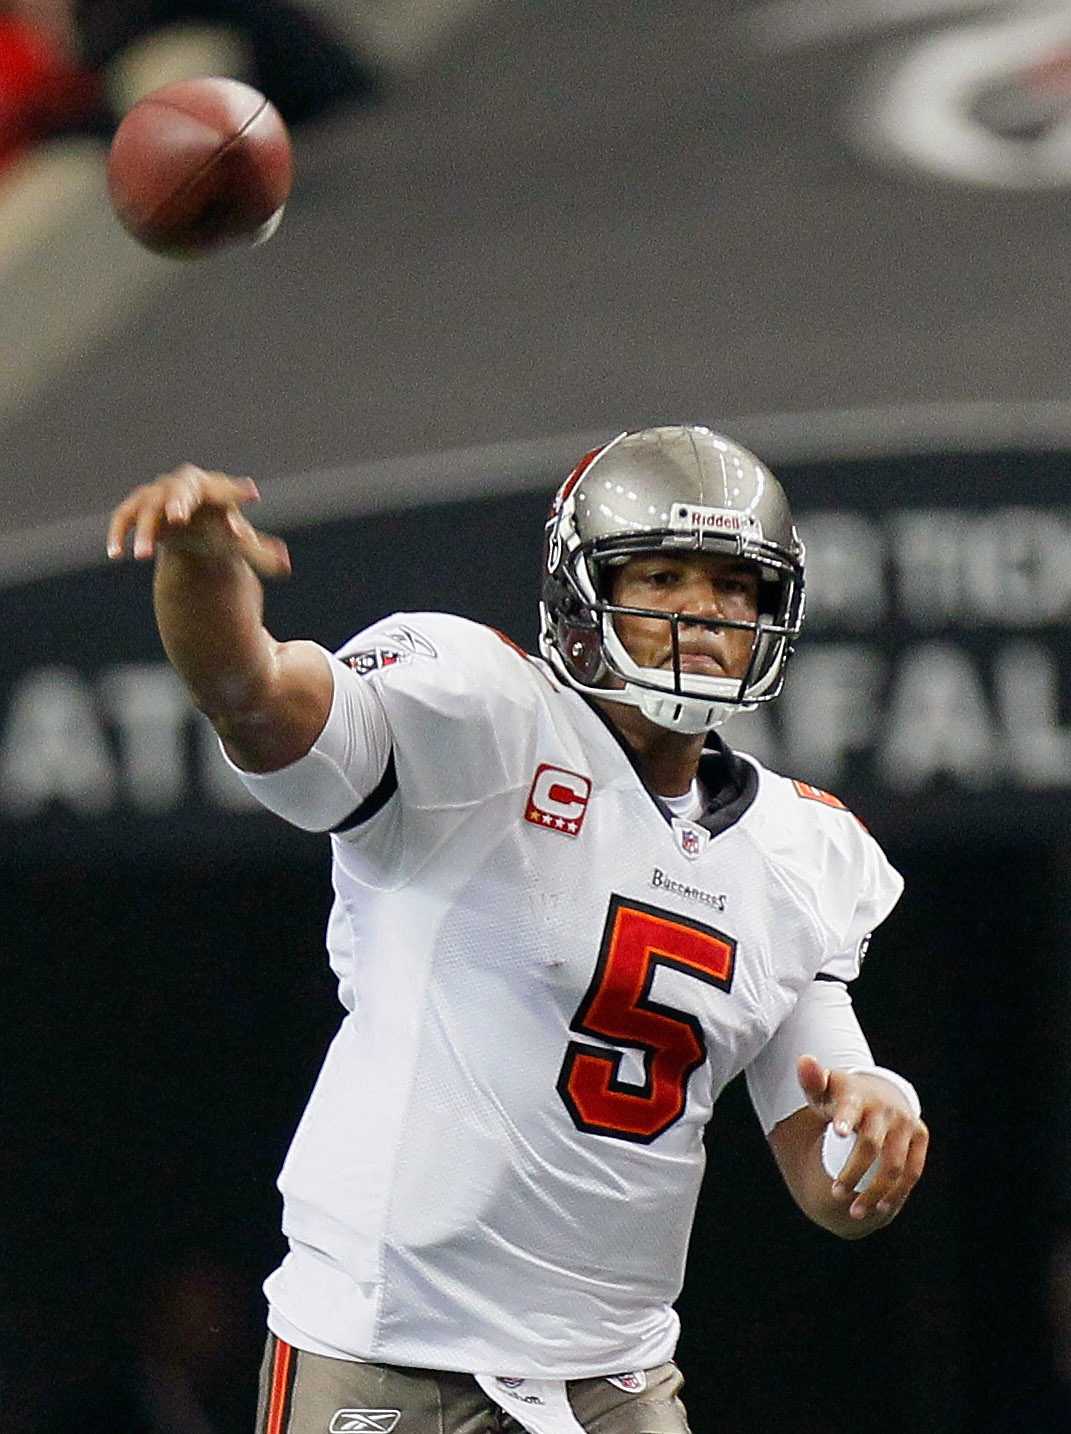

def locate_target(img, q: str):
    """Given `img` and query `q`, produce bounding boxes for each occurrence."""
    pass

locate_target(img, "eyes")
[626,562,758,603]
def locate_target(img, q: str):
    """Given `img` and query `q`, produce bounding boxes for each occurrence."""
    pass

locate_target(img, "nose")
[678,578,728,623]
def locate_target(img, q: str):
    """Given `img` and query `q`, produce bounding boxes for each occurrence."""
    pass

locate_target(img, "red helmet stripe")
[548,442,610,518]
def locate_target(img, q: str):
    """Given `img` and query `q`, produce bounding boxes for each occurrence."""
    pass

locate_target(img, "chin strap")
[632,687,750,734]
[548,642,752,734]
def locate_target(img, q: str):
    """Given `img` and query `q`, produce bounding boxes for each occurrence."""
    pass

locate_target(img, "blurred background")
[1,1,1070,1431]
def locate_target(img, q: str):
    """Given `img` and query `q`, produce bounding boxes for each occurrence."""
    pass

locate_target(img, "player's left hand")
[797,1054,929,1223]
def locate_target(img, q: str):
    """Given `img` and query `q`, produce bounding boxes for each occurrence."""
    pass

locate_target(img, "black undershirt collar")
[584,699,758,839]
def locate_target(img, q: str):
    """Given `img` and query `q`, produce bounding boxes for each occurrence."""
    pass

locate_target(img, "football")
[106,76,293,258]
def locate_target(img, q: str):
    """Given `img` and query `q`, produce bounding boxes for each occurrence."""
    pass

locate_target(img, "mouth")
[669,651,727,677]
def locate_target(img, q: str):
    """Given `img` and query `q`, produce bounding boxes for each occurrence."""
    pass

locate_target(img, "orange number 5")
[557,896,736,1143]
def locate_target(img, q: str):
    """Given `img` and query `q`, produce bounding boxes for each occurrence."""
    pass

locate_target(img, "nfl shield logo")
[607,1371,647,1393]
[673,820,708,859]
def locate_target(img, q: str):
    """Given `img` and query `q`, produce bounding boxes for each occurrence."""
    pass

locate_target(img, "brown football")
[107,76,293,258]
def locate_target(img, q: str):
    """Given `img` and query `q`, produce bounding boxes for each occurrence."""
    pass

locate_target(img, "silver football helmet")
[538,425,806,733]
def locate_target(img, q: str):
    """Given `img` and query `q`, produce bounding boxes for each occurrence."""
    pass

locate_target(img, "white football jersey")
[237,613,903,1379]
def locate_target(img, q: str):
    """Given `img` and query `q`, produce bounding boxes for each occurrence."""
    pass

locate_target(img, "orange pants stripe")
[265,1336,295,1434]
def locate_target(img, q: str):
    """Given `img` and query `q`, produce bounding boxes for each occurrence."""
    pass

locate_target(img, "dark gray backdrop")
[1,0,1070,534]
[1,1,1070,1430]
[2,444,1070,1434]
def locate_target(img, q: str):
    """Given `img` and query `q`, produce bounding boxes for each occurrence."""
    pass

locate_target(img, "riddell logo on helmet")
[670,504,759,536]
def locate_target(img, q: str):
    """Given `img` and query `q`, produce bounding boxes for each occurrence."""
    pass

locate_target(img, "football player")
[107,425,929,1434]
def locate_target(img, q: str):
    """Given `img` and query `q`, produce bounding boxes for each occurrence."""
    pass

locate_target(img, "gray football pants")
[255,1335,693,1434]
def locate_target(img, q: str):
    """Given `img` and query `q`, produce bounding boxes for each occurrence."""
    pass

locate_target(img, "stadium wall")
[2,418,1068,1433]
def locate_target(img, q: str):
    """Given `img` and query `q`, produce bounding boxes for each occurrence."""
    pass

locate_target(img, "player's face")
[609,552,761,682]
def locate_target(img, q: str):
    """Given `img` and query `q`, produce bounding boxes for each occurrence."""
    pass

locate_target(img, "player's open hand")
[797,1054,929,1224]
[106,463,291,577]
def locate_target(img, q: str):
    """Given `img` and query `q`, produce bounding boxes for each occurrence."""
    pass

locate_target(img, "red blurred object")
[1029,49,1071,94]
[0,13,100,168]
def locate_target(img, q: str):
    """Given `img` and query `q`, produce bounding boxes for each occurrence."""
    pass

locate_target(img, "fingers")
[798,1056,868,1141]
[857,1118,929,1221]
[108,464,253,559]
[106,464,274,565]
[133,489,165,560]
[224,505,292,577]
[796,1054,832,1112]
[832,1108,930,1223]
[829,1090,864,1140]
[810,1065,929,1224]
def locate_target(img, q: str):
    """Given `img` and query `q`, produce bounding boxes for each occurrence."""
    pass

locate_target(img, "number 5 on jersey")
[557,896,736,1143]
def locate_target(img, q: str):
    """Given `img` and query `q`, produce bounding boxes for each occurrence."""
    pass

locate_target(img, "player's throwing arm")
[106,463,333,773]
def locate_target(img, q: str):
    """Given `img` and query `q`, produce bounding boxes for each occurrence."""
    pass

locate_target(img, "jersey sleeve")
[332,612,549,811]
[816,819,903,982]
[222,643,393,832]
[743,762,904,986]
[224,613,546,831]
[744,979,874,1134]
